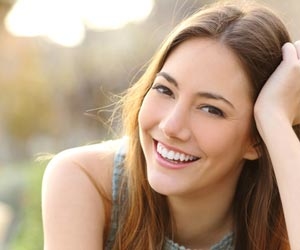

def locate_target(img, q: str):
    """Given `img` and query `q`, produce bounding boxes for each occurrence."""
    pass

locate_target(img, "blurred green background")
[0,0,299,249]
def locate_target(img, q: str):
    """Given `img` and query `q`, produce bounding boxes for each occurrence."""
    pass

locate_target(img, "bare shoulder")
[42,138,123,250]
[44,139,122,191]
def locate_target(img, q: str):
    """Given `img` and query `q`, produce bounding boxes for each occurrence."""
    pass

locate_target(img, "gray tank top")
[105,140,234,250]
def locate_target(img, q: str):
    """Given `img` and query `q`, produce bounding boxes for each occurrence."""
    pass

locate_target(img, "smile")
[156,142,199,163]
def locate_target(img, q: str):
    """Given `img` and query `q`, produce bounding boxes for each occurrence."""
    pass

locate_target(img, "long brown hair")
[112,1,297,249]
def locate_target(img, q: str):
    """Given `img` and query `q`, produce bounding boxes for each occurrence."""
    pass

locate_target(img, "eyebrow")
[156,71,235,109]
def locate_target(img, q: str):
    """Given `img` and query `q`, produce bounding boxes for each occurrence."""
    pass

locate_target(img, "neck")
[167,183,236,249]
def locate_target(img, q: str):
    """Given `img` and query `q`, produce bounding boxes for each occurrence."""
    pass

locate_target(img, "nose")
[158,104,191,141]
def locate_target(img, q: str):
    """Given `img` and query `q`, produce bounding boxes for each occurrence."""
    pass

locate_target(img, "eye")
[200,105,224,117]
[152,84,174,97]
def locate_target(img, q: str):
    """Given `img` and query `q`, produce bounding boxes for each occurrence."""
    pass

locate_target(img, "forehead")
[160,38,252,101]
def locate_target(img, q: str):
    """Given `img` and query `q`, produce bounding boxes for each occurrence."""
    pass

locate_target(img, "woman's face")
[138,38,258,198]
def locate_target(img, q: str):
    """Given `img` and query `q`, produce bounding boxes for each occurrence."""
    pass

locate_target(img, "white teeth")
[167,151,175,160]
[162,148,168,158]
[156,142,198,162]
[180,154,185,161]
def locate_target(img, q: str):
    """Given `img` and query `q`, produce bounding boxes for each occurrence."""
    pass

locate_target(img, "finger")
[282,42,298,62]
[294,40,300,60]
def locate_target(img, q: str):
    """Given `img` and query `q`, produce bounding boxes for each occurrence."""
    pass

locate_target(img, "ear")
[243,140,260,161]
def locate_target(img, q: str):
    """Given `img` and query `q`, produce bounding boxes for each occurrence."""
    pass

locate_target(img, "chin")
[146,168,187,197]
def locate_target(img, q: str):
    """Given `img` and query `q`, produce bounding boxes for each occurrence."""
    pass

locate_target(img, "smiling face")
[138,38,258,198]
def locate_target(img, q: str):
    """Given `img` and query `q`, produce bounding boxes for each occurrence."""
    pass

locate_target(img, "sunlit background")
[5,0,154,47]
[0,0,299,249]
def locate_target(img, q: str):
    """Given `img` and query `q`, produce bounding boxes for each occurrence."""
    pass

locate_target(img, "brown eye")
[201,106,224,117]
[152,84,174,97]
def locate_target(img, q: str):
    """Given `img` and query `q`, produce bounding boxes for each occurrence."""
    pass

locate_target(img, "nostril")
[159,120,176,138]
[158,107,191,141]
[159,121,191,141]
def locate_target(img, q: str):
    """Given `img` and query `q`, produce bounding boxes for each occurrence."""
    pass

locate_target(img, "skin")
[254,41,300,250]
[42,140,118,250]
[42,39,300,249]
[138,38,258,248]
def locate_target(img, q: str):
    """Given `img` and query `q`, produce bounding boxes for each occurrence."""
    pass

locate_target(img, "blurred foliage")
[8,161,46,250]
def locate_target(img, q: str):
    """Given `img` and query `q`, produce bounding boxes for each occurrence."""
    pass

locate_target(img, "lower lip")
[154,143,196,170]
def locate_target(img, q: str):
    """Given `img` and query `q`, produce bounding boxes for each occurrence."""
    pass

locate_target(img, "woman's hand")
[254,41,300,129]
[254,41,300,250]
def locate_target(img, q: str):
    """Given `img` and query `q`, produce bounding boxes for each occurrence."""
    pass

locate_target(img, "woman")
[42,1,300,249]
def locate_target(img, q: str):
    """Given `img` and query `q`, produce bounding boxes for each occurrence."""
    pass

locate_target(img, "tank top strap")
[104,138,127,249]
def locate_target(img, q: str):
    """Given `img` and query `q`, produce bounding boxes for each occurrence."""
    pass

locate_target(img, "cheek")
[138,94,157,131]
[138,89,172,131]
[193,119,252,157]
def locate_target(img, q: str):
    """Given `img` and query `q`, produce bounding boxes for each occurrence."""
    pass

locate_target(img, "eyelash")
[152,83,225,117]
[199,105,225,117]
[152,84,174,97]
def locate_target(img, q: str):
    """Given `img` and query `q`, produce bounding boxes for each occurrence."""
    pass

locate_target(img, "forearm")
[256,114,300,249]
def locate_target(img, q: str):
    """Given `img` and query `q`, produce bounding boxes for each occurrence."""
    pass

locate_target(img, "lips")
[156,141,200,163]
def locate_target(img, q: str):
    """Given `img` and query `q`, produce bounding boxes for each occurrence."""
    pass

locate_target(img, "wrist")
[254,107,292,140]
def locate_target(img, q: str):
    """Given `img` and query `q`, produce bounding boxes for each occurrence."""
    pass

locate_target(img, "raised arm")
[254,41,300,249]
[42,142,115,250]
